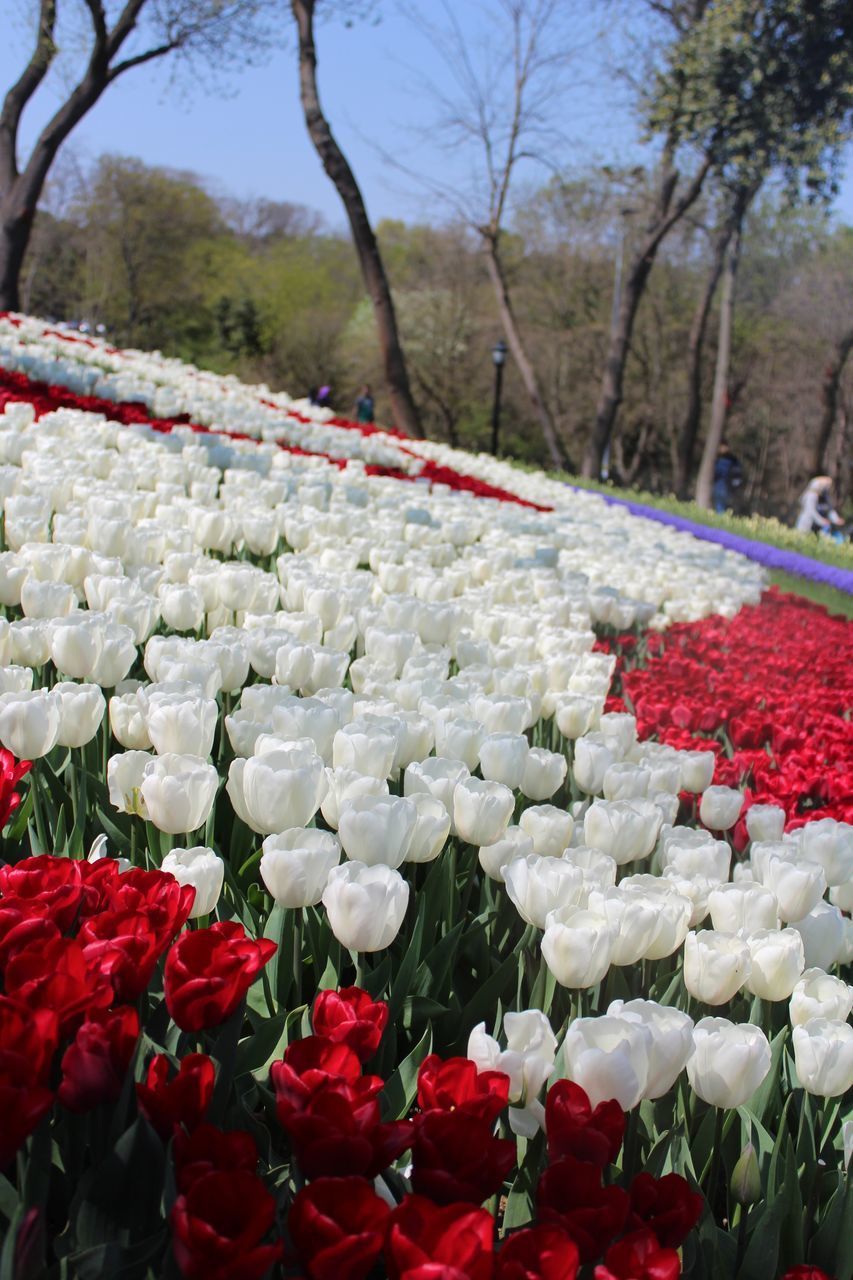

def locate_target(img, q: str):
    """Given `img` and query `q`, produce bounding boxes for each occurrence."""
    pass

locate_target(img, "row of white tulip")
[468,1001,852,1136]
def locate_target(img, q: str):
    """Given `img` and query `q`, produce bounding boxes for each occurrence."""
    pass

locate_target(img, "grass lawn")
[766,568,853,618]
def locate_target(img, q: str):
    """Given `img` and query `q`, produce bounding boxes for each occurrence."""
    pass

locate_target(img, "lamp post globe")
[490,340,508,456]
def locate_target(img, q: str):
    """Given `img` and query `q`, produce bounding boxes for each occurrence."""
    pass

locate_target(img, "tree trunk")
[482,233,565,470]
[694,217,743,508]
[813,325,853,474]
[582,251,654,479]
[672,220,734,496]
[291,0,422,439]
[581,153,712,479]
[0,211,33,311]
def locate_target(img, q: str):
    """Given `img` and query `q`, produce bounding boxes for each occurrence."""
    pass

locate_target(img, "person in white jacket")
[795,476,842,534]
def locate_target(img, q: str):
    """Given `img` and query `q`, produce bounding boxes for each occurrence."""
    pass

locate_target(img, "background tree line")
[1,0,851,514]
[23,151,852,517]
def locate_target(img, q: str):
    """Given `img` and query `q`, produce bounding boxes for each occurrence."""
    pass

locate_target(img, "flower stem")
[705,1107,726,1221]
[31,772,48,854]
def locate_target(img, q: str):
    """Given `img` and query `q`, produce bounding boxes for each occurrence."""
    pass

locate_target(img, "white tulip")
[708,881,779,935]
[588,886,660,967]
[761,855,827,924]
[573,735,615,795]
[404,793,450,863]
[799,819,853,888]
[144,691,218,759]
[683,930,751,1006]
[227,743,326,835]
[745,804,786,844]
[479,732,529,790]
[141,752,218,835]
[519,804,573,858]
[320,767,389,830]
[583,799,662,865]
[745,928,805,1001]
[699,785,744,832]
[561,1014,653,1110]
[679,750,716,793]
[687,1018,771,1108]
[789,968,853,1027]
[792,1019,853,1098]
[541,904,614,988]
[322,860,409,952]
[53,681,105,748]
[504,854,586,929]
[0,689,60,759]
[261,829,341,907]
[107,750,152,817]
[521,748,567,801]
[477,825,534,882]
[162,845,224,917]
[338,794,418,868]
[606,999,694,1100]
[790,901,845,971]
[453,777,514,846]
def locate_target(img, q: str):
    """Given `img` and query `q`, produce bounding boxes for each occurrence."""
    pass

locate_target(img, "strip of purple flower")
[573,489,853,596]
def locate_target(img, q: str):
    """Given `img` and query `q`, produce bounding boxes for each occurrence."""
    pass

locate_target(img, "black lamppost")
[490,339,508,455]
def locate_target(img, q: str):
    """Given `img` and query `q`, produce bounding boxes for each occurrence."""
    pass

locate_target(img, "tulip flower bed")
[610,590,853,833]
[0,314,849,1280]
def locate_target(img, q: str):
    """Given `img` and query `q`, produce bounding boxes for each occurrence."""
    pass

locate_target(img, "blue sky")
[1,2,851,229]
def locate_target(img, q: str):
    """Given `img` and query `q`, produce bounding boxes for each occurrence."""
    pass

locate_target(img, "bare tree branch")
[0,0,58,186]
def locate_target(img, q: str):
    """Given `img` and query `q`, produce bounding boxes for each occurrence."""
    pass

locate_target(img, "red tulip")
[0,995,58,1083]
[5,934,112,1035]
[627,1173,703,1248]
[79,866,195,1001]
[0,994,57,1168]
[80,908,174,1002]
[593,1229,681,1280]
[164,921,276,1032]
[417,1054,510,1124]
[57,1006,139,1112]
[170,1169,283,1280]
[278,1077,411,1181]
[173,1123,260,1192]
[0,746,30,830]
[496,1226,579,1280]
[77,856,122,915]
[102,866,195,934]
[411,1109,516,1206]
[136,1053,216,1139]
[0,854,84,931]
[0,899,58,972]
[385,1195,494,1280]
[288,1176,391,1280]
[545,1080,625,1169]
[270,1034,369,1114]
[537,1156,629,1264]
[312,986,389,1063]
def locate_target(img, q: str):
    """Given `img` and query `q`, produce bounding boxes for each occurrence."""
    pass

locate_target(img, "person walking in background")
[712,441,744,513]
[354,384,375,424]
[795,475,844,537]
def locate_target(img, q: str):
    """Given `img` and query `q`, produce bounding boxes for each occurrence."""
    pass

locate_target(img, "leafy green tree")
[0,0,271,311]
[74,156,226,353]
[584,0,853,485]
[645,0,853,504]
